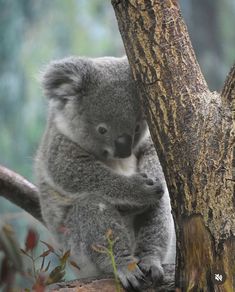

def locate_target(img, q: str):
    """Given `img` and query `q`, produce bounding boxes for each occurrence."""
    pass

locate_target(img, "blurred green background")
[0,0,235,283]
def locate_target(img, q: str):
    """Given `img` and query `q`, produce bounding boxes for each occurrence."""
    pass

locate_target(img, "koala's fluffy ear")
[41,57,89,101]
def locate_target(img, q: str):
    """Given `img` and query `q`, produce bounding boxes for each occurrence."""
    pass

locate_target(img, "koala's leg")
[133,193,174,285]
[63,196,149,291]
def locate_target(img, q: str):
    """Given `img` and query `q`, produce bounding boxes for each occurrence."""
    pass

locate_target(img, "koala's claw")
[117,264,150,292]
[138,257,164,284]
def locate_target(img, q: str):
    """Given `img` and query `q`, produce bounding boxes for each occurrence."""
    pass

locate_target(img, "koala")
[35,56,175,291]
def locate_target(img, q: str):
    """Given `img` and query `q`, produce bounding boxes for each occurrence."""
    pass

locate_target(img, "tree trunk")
[112,0,235,291]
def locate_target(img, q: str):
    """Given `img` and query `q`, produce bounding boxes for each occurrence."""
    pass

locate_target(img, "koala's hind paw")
[138,257,164,284]
[117,263,150,292]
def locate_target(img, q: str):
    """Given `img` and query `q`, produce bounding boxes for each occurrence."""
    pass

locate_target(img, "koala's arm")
[135,132,166,184]
[43,133,163,207]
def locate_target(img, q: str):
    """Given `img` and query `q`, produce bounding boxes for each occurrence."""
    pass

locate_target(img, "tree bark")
[112,0,235,291]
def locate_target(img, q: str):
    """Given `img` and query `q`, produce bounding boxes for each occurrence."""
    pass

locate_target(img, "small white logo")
[215,274,223,282]
[213,270,226,285]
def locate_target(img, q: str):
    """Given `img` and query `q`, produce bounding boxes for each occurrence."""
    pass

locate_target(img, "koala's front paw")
[138,256,164,285]
[117,260,150,292]
[144,176,164,199]
[132,173,164,202]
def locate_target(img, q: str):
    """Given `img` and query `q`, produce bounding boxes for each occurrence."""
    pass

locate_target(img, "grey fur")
[35,56,175,291]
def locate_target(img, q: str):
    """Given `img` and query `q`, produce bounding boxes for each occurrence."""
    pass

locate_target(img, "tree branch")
[0,165,44,224]
[49,263,175,291]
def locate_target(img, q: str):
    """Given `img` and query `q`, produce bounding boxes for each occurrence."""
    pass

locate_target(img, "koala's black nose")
[114,134,132,158]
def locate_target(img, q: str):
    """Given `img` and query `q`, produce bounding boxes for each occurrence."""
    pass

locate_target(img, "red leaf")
[69,260,80,271]
[32,282,45,292]
[32,273,46,292]
[25,229,38,252]
[0,257,9,282]
[40,241,54,252]
[39,249,51,258]
[40,255,45,271]
[44,260,51,272]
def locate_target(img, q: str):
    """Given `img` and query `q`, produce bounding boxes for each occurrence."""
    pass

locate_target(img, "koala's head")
[42,56,147,160]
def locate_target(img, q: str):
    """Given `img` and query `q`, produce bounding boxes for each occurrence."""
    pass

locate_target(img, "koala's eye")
[135,124,140,133]
[98,126,107,135]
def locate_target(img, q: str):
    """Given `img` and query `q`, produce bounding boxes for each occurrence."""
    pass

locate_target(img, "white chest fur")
[104,154,137,177]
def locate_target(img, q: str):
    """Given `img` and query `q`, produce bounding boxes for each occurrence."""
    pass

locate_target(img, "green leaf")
[60,250,70,267]
[46,266,65,285]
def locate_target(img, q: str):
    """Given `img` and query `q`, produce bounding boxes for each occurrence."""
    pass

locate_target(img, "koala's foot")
[138,256,164,285]
[117,260,150,292]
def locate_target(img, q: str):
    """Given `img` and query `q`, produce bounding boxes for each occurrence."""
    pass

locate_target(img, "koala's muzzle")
[114,134,132,158]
